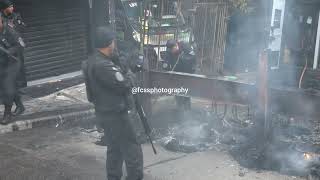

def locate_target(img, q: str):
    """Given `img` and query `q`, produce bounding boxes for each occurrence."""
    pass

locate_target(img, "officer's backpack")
[81,60,95,103]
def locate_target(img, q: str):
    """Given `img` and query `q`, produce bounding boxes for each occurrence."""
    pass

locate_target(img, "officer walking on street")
[82,26,144,180]
[0,0,26,116]
[0,7,23,124]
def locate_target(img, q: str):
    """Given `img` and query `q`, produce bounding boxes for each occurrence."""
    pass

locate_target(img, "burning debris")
[229,114,320,177]
[153,105,249,153]
[152,104,320,178]
[155,109,220,153]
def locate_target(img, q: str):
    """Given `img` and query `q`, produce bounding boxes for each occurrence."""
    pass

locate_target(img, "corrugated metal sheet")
[15,0,89,80]
[193,2,229,75]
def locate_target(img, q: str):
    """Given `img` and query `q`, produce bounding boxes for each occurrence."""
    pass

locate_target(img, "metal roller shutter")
[15,0,89,80]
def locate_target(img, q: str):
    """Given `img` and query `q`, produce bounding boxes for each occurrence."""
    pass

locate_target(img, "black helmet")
[95,26,116,48]
[166,39,177,49]
[0,0,13,10]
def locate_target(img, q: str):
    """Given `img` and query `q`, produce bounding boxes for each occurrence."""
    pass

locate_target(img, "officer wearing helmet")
[82,26,144,180]
[0,0,25,30]
[162,39,196,110]
[0,0,24,124]
[162,39,180,71]
[0,0,26,117]
[174,41,196,74]
[173,41,196,110]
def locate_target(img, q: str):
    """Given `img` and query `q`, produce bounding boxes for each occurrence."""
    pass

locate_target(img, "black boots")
[12,96,25,116]
[1,105,12,125]
[95,135,107,146]
[12,105,25,116]
[0,97,24,125]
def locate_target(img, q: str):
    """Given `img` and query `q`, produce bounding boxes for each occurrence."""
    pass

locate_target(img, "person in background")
[163,39,196,110]
[162,39,180,71]
[174,41,196,74]
[173,41,196,110]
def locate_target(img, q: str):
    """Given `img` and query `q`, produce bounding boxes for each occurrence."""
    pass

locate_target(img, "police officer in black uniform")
[163,39,196,110]
[83,26,143,180]
[174,41,196,109]
[162,39,180,71]
[0,0,26,116]
[174,41,196,73]
[0,2,23,124]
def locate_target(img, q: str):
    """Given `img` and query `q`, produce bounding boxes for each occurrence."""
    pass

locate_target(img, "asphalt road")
[0,126,305,180]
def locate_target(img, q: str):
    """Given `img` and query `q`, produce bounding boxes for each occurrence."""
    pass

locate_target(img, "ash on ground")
[152,107,320,177]
[229,114,320,177]
[152,107,248,153]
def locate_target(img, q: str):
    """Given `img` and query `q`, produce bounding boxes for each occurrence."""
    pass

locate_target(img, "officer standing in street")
[0,8,23,124]
[83,26,144,180]
[0,0,26,116]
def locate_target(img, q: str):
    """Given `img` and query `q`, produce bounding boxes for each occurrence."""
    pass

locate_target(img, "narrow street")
[0,83,310,180]
[0,0,318,179]
[0,126,304,180]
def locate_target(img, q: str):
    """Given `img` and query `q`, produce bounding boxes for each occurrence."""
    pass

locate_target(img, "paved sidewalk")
[0,83,94,134]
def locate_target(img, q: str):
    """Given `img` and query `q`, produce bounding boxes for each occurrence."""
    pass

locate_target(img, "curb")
[0,108,95,134]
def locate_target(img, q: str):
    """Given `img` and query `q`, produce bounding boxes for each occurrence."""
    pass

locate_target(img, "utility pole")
[88,0,94,54]
[259,0,273,140]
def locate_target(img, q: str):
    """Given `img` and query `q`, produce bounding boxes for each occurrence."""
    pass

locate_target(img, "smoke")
[227,110,318,176]
[153,108,223,153]
[151,97,316,175]
[224,7,263,74]
[142,0,320,177]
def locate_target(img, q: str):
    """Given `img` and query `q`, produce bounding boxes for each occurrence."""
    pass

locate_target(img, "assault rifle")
[133,94,157,155]
[0,45,18,61]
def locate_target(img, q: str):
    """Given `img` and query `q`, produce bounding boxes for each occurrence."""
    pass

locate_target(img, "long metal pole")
[262,0,273,140]
[147,3,152,46]
[156,0,164,70]
[220,4,229,73]
[142,0,147,48]
[201,6,208,72]
[88,0,94,54]
[210,7,218,74]
[175,0,182,40]
[313,10,320,69]
[109,0,116,31]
